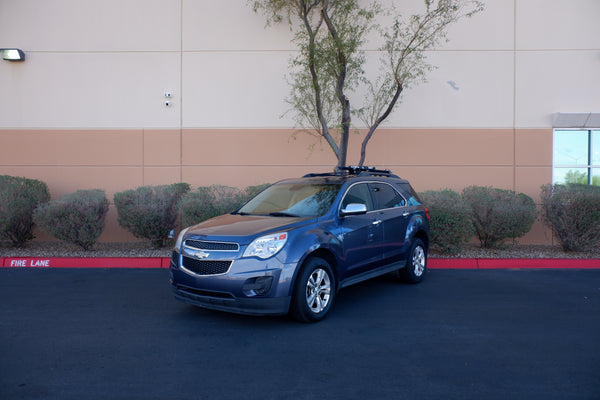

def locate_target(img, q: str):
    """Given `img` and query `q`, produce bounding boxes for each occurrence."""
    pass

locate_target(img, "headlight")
[243,232,288,259]
[174,227,189,251]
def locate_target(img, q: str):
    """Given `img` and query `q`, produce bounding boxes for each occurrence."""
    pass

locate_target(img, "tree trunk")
[358,83,403,167]
[322,5,350,170]
[336,97,351,170]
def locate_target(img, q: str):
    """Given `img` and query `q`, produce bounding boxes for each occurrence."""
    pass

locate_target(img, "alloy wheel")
[412,245,426,277]
[305,268,331,314]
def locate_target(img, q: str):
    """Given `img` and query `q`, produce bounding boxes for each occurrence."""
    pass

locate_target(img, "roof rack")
[339,166,395,176]
[303,166,399,178]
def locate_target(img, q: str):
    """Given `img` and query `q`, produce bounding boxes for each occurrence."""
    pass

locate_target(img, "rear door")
[369,182,410,264]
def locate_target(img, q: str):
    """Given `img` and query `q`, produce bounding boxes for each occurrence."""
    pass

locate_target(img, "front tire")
[290,257,336,323]
[399,238,427,283]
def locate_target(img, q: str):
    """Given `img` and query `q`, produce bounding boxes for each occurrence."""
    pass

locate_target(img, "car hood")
[184,214,313,245]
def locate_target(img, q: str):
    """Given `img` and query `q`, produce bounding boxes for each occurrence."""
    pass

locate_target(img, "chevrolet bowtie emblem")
[194,251,210,259]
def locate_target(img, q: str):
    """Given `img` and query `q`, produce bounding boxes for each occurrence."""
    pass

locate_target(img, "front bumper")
[172,283,291,316]
[169,251,297,316]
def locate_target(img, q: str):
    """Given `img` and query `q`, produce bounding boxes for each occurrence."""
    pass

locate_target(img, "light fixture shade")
[1,48,25,61]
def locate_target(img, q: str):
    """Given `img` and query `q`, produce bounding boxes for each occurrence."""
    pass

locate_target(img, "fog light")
[242,276,273,296]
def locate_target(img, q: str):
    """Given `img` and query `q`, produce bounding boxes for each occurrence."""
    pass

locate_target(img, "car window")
[238,182,341,217]
[400,184,422,206]
[370,182,406,210]
[341,183,374,211]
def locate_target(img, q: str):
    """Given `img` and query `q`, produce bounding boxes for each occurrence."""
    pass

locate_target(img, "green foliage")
[419,189,474,255]
[540,184,600,252]
[34,190,109,251]
[181,184,270,227]
[114,183,190,248]
[564,170,588,185]
[250,0,483,168]
[180,185,242,227]
[462,186,537,248]
[0,175,50,247]
[563,170,600,186]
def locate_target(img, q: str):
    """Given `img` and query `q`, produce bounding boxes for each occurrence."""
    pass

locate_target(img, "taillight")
[424,207,430,220]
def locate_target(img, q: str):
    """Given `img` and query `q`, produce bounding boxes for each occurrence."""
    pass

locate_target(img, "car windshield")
[237,182,342,218]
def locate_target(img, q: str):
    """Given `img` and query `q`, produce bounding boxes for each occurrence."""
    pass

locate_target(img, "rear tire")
[399,238,427,283]
[290,257,336,323]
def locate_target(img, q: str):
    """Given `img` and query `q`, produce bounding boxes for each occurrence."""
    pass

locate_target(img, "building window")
[553,129,599,186]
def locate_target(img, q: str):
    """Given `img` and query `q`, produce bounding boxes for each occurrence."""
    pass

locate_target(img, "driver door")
[339,183,384,279]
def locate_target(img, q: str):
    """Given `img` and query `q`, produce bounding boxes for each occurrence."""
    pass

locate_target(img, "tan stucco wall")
[1,0,598,245]
[2,1,599,131]
[0,127,553,243]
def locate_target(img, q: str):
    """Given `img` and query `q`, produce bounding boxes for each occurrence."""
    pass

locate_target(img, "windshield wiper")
[268,212,300,218]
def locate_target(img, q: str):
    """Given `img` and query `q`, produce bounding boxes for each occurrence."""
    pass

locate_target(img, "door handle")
[402,212,410,217]
[372,220,382,226]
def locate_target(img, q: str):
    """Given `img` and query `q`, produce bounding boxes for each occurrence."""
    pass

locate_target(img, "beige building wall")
[1,0,599,243]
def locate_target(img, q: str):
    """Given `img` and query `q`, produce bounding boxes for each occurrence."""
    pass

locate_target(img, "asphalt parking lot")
[1,268,599,400]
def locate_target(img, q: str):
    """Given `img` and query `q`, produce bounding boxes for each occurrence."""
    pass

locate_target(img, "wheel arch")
[293,248,339,293]
[414,229,429,253]
[406,213,429,253]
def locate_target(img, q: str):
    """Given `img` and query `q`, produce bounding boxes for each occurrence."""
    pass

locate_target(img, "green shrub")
[540,183,600,252]
[180,186,218,227]
[181,184,270,227]
[419,189,474,255]
[114,183,190,248]
[203,185,245,217]
[462,186,537,248]
[34,189,109,251]
[0,175,50,247]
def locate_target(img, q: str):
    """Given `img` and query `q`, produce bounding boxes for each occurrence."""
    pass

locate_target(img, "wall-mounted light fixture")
[1,48,25,61]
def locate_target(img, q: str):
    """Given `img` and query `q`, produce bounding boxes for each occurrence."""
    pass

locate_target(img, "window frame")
[553,129,599,186]
[340,182,374,212]
[340,181,407,213]
[369,182,407,210]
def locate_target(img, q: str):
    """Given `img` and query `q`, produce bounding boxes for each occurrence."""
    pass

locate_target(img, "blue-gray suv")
[170,167,430,322]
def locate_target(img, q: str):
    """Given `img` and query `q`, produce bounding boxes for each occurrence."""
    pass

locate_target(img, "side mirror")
[341,203,367,216]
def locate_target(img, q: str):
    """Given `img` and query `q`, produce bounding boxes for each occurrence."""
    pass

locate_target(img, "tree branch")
[359,82,403,167]
[297,1,339,156]
[321,2,350,168]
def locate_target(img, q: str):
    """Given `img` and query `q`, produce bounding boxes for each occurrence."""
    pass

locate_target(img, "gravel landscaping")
[430,243,599,259]
[0,241,173,258]
[1,240,598,259]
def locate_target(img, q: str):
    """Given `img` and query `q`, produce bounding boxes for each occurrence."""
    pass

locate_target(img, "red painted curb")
[1,257,599,270]
[428,258,479,269]
[429,258,600,269]
[477,258,600,269]
[1,257,171,269]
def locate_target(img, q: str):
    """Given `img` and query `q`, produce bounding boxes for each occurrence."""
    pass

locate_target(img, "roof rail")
[302,172,339,178]
[303,166,399,178]
[338,166,399,178]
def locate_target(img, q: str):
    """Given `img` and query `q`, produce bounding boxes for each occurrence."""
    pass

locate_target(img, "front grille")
[184,240,239,251]
[181,256,232,275]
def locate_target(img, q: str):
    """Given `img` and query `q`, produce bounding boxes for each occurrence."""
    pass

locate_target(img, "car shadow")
[170,270,433,326]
